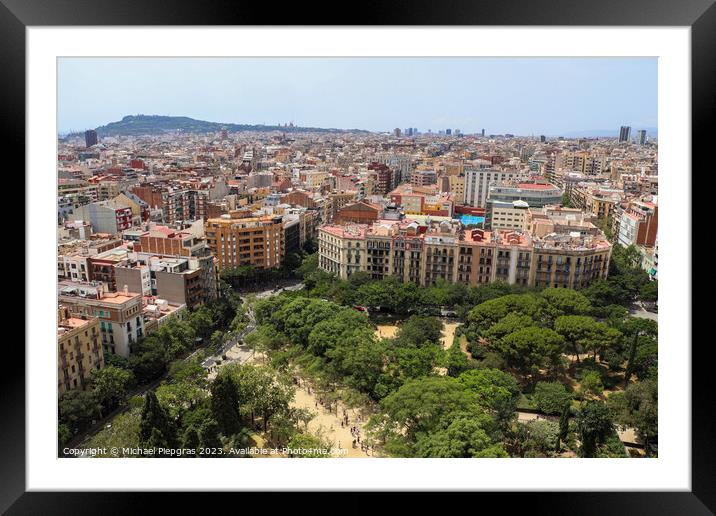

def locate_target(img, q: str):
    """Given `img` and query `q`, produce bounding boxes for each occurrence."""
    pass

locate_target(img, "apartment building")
[72,200,134,235]
[59,281,145,357]
[367,162,395,195]
[486,200,530,231]
[318,214,611,289]
[114,191,151,223]
[132,225,208,257]
[114,253,214,310]
[410,169,437,187]
[618,200,658,248]
[445,174,465,204]
[57,306,104,396]
[463,169,523,208]
[334,200,382,225]
[389,183,454,217]
[205,212,284,271]
[324,191,357,223]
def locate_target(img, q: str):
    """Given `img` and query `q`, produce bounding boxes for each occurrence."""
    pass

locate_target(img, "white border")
[28,27,690,491]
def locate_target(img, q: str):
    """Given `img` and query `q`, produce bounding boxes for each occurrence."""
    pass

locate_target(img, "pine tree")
[199,418,222,449]
[557,403,570,452]
[140,391,173,446]
[210,375,242,436]
[182,425,200,455]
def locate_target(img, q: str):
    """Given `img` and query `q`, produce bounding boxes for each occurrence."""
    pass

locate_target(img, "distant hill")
[70,115,372,137]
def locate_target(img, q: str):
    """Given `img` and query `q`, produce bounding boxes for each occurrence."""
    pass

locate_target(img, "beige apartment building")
[487,200,530,231]
[57,306,104,396]
[318,214,611,290]
[58,281,145,357]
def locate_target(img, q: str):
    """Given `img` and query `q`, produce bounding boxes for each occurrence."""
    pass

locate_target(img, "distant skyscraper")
[85,129,98,148]
[637,129,647,145]
[481,128,485,137]
[394,128,402,137]
[446,129,452,135]
[540,135,546,143]
[619,125,632,142]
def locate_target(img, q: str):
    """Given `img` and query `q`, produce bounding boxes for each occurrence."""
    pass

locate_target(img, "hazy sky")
[58,57,657,135]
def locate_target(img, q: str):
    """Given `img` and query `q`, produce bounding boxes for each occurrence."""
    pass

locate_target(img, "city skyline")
[58,57,657,136]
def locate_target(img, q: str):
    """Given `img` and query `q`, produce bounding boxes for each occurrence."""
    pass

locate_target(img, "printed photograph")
[57,57,658,459]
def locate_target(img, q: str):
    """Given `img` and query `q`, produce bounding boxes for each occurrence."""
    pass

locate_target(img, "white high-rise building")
[463,169,523,208]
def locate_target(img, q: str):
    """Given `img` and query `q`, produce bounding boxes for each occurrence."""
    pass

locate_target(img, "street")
[629,301,658,322]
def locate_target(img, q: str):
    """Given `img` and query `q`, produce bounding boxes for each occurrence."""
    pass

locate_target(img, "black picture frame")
[4,0,712,512]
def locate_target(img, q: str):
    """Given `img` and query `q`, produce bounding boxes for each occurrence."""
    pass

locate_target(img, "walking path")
[440,321,461,350]
[290,379,376,458]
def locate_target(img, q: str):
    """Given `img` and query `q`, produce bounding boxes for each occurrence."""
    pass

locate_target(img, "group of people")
[299,376,375,457]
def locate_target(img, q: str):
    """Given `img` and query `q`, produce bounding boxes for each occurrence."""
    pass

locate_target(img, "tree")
[367,377,484,456]
[620,318,658,386]
[482,313,535,343]
[557,403,570,452]
[575,401,613,458]
[520,419,560,457]
[415,417,508,458]
[458,368,520,424]
[252,367,295,432]
[608,379,658,452]
[139,391,174,447]
[181,426,201,455]
[375,342,442,398]
[198,418,222,449]
[167,359,207,386]
[578,321,622,361]
[339,338,386,396]
[533,382,573,415]
[541,288,592,317]
[286,433,330,458]
[91,366,135,413]
[640,280,658,303]
[127,344,167,385]
[554,315,597,363]
[444,341,472,377]
[210,374,242,436]
[493,327,565,378]
[395,316,444,347]
[59,389,102,433]
[579,371,605,399]
[307,308,374,357]
[617,245,643,269]
[223,364,295,432]
[58,423,72,447]
[467,294,547,334]
[583,279,630,308]
[275,298,340,346]
[155,380,207,420]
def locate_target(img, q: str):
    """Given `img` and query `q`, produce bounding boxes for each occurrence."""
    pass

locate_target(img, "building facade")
[205,213,284,271]
[318,216,611,290]
[58,281,145,358]
[464,169,523,208]
[58,306,104,396]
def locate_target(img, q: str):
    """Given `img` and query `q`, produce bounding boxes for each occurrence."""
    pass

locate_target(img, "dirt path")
[440,321,461,350]
[290,382,376,458]
[375,324,399,339]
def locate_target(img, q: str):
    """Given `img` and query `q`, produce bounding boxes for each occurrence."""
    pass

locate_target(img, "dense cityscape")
[57,118,658,459]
